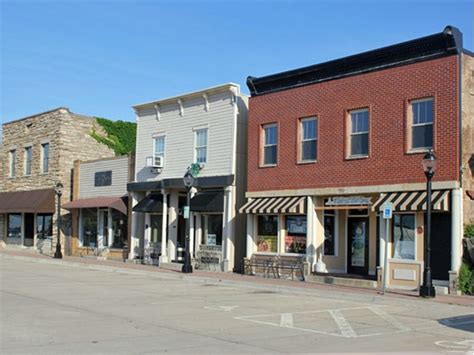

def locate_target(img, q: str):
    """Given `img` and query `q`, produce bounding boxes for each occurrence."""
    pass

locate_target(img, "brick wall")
[247,56,459,192]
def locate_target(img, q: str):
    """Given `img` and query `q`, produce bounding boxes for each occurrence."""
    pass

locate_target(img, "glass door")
[98,209,109,248]
[347,217,369,275]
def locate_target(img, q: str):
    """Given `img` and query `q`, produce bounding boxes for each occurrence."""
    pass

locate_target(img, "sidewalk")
[1,248,472,307]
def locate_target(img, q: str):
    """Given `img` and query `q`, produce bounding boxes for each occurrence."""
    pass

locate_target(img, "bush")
[458,262,473,295]
[465,224,474,239]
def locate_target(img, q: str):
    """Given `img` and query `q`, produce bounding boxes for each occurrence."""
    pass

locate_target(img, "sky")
[1,0,473,125]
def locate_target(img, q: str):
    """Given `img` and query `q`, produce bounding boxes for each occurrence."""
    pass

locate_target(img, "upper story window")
[194,129,208,164]
[410,98,433,150]
[348,109,369,157]
[262,123,278,166]
[41,143,49,173]
[300,117,318,162]
[24,146,32,176]
[154,135,165,161]
[9,149,16,177]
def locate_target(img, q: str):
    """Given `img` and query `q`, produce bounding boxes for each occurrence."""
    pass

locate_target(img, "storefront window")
[150,214,162,246]
[81,208,97,247]
[8,214,22,239]
[36,214,53,239]
[111,210,127,248]
[203,214,223,246]
[257,215,278,253]
[392,214,415,260]
[324,210,336,256]
[285,215,306,254]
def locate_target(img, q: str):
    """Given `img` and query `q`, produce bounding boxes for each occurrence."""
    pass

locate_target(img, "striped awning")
[239,196,307,214]
[371,190,450,212]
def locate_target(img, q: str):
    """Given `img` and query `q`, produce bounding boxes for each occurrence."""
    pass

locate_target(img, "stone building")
[0,107,115,254]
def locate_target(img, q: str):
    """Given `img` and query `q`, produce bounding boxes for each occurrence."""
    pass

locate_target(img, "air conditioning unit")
[146,156,163,174]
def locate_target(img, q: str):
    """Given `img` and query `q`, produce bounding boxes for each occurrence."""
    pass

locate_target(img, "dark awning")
[133,193,163,213]
[0,189,55,214]
[190,191,224,213]
[63,196,128,215]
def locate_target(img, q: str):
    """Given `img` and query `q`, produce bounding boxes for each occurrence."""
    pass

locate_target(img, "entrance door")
[429,213,451,281]
[347,217,369,275]
[98,209,109,248]
[24,213,35,247]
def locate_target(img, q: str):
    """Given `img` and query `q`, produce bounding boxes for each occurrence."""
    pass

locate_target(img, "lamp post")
[420,149,437,298]
[54,182,64,259]
[182,169,194,273]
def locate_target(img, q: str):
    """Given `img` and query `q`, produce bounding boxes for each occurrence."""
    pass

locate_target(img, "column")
[108,208,113,248]
[451,188,463,273]
[97,208,103,250]
[168,193,179,261]
[144,213,151,250]
[195,214,202,252]
[189,187,196,257]
[379,214,389,286]
[160,190,168,263]
[222,186,234,271]
[246,214,254,258]
[129,192,139,259]
[21,212,25,246]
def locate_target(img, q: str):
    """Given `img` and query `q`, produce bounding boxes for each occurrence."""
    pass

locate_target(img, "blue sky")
[1,0,473,124]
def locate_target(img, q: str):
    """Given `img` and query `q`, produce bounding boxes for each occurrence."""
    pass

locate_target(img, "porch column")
[451,188,463,273]
[195,214,202,252]
[189,187,197,257]
[144,213,151,250]
[160,190,168,263]
[33,213,37,250]
[108,208,113,247]
[222,186,234,272]
[21,213,25,246]
[168,193,179,261]
[379,214,389,286]
[129,192,139,259]
[246,214,254,258]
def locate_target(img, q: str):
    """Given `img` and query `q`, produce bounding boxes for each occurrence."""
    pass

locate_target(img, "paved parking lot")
[1,255,473,354]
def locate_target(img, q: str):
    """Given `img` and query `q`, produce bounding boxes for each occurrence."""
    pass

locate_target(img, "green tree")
[91,117,136,156]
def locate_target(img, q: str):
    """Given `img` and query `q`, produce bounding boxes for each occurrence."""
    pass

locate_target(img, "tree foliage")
[91,117,136,156]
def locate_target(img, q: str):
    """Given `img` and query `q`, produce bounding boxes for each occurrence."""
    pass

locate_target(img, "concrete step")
[159,262,184,272]
[308,274,378,289]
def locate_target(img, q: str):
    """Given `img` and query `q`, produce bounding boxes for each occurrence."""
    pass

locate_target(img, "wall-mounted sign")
[94,171,112,187]
[382,203,393,219]
[325,196,371,206]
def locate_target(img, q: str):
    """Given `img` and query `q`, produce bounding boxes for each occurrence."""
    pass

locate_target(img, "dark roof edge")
[463,49,474,57]
[247,25,464,97]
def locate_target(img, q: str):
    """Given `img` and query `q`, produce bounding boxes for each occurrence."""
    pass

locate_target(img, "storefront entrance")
[24,213,35,247]
[347,217,369,275]
[430,213,451,281]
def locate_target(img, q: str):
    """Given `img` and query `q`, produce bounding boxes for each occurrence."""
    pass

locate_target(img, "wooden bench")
[242,254,277,278]
[274,255,305,281]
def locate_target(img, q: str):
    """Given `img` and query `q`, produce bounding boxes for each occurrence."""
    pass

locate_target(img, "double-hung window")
[349,109,369,157]
[9,149,16,177]
[262,124,278,165]
[154,135,165,163]
[194,129,208,164]
[300,117,317,162]
[24,146,32,176]
[411,98,433,150]
[41,143,49,173]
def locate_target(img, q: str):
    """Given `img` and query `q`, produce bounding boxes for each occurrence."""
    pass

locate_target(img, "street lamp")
[420,149,437,298]
[182,169,194,273]
[54,182,64,259]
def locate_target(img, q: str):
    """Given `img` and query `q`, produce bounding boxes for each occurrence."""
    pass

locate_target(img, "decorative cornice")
[154,104,160,121]
[203,93,209,111]
[177,99,184,116]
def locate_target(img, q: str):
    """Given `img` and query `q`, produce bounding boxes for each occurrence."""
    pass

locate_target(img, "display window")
[285,215,306,254]
[257,215,278,252]
[324,210,336,256]
[392,214,415,260]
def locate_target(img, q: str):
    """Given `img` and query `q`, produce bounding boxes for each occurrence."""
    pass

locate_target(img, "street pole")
[420,173,435,297]
[182,186,193,273]
[381,219,389,295]
[54,189,63,259]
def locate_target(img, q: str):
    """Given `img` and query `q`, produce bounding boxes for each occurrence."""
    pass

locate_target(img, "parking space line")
[368,306,411,332]
[329,309,357,338]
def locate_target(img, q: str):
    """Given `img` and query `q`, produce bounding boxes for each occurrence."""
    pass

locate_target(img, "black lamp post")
[182,169,194,273]
[420,149,437,298]
[54,182,63,259]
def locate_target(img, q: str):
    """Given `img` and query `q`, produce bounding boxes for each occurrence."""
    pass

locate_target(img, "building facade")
[0,108,115,254]
[128,83,248,272]
[63,155,132,259]
[242,26,473,290]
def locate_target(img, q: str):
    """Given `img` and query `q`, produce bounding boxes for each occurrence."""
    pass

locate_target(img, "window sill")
[259,164,278,168]
[387,258,420,264]
[297,160,317,165]
[345,155,369,161]
[322,254,338,258]
[406,148,431,155]
[23,174,32,178]
[7,176,15,180]
[39,172,49,176]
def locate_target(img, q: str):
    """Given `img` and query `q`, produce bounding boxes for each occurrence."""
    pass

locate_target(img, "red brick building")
[241,26,473,292]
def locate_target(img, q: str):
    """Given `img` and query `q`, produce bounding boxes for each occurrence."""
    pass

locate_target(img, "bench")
[242,254,305,281]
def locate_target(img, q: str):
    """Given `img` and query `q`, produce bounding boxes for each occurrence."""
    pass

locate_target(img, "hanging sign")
[326,196,371,206]
[183,206,190,219]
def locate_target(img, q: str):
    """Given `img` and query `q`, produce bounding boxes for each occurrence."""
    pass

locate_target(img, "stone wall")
[462,53,474,226]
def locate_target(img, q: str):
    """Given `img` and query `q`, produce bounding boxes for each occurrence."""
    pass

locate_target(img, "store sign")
[326,196,371,206]
[183,206,190,219]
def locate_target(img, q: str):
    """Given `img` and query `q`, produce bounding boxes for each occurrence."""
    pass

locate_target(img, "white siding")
[79,156,129,198]
[135,91,239,182]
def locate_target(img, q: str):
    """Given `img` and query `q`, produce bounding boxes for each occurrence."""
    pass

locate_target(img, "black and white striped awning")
[239,196,307,214]
[371,190,450,212]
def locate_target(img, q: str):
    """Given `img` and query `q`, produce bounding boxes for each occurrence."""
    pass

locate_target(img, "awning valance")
[63,196,128,215]
[240,196,307,214]
[0,189,55,214]
[371,190,450,212]
[133,193,163,213]
[190,191,223,213]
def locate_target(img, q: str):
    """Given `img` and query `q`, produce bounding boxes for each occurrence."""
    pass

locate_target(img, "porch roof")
[0,189,55,214]
[63,196,128,215]
[190,191,224,213]
[132,193,163,213]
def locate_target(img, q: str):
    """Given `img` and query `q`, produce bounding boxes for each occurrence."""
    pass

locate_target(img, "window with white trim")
[24,146,32,176]
[257,215,278,252]
[154,135,165,162]
[323,209,336,256]
[392,214,415,260]
[411,98,433,150]
[41,143,49,173]
[349,109,369,157]
[194,129,208,164]
[262,124,277,165]
[300,117,317,162]
[9,149,16,177]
